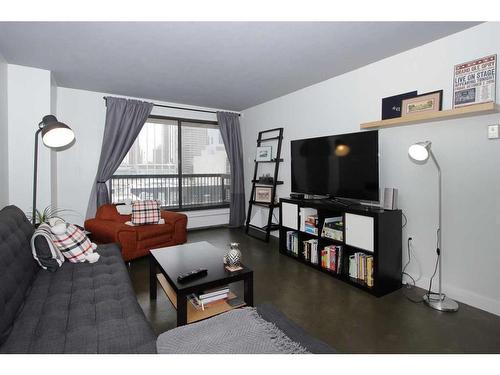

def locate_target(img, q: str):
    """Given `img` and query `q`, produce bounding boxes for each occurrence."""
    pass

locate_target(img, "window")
[112,117,231,210]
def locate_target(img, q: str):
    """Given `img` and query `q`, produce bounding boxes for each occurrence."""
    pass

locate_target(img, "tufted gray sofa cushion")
[0,205,156,353]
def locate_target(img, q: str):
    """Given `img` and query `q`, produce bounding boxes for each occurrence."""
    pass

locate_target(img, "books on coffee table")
[189,286,230,310]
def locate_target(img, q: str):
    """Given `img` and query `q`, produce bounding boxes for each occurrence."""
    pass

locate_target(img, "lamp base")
[423,294,459,312]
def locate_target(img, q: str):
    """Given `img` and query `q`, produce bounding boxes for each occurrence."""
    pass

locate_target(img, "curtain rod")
[102,97,240,116]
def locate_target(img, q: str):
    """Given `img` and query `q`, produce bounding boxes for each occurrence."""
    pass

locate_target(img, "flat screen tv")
[291,130,379,201]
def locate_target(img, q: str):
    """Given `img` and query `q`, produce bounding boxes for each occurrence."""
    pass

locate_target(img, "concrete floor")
[128,227,500,353]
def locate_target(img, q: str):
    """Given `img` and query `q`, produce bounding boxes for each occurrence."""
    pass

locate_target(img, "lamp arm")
[32,127,43,226]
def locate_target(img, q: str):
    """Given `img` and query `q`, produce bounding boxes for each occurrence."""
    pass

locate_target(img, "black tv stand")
[279,197,402,297]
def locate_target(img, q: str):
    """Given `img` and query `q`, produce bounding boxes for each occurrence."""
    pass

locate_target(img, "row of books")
[304,214,319,235]
[320,245,343,274]
[299,208,319,235]
[348,253,374,287]
[302,239,318,264]
[189,285,230,310]
[286,231,299,256]
[321,216,344,241]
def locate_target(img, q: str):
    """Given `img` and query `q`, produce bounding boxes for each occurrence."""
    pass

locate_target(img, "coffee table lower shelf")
[156,273,246,324]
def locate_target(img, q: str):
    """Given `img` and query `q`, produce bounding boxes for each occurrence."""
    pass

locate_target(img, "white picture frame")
[255,146,272,162]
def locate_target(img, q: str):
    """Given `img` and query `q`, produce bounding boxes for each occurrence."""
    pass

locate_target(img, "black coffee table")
[149,241,254,326]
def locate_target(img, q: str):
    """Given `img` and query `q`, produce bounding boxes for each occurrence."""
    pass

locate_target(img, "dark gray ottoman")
[0,205,156,354]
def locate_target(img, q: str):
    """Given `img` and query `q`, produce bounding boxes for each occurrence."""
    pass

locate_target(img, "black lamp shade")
[40,115,75,148]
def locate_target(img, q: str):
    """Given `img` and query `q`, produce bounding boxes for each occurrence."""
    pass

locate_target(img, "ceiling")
[0,22,480,111]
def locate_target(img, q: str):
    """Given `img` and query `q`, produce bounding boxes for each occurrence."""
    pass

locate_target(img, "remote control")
[177,268,208,283]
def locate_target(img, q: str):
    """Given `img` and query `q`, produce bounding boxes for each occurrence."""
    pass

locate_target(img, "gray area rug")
[156,307,310,354]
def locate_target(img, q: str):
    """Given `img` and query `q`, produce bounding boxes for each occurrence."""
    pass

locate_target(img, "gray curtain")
[85,97,153,219]
[217,111,245,228]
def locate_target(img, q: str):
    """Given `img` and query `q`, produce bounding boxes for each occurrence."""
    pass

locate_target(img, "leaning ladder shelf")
[245,127,284,242]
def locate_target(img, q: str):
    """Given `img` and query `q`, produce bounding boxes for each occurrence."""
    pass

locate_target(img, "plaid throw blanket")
[51,223,99,263]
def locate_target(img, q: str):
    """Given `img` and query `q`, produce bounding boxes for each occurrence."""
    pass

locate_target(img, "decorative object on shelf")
[254,186,273,203]
[408,141,459,312]
[381,91,418,119]
[453,54,496,108]
[32,115,76,226]
[223,242,243,271]
[255,146,272,161]
[258,173,274,184]
[401,90,443,116]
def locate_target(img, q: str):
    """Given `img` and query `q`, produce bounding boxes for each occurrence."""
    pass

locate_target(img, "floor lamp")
[32,115,75,226]
[408,141,459,312]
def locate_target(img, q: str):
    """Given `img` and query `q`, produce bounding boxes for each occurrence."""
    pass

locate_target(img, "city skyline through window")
[112,117,231,209]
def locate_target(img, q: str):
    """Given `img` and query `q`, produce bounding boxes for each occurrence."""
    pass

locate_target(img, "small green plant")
[28,205,74,225]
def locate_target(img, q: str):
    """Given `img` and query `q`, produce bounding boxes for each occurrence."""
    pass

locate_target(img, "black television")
[290,130,379,201]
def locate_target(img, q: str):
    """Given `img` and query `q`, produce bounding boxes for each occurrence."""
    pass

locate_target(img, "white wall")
[7,65,53,215]
[241,22,500,315]
[55,87,230,227]
[0,53,8,207]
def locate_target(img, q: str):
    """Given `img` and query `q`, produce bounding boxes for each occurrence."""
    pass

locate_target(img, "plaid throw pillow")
[51,223,97,263]
[132,200,161,225]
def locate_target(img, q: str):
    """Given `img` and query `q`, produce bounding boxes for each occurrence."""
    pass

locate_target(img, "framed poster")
[254,187,273,203]
[401,90,443,116]
[453,54,496,108]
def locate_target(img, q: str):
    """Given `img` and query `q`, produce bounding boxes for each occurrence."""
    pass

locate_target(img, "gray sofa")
[0,205,156,354]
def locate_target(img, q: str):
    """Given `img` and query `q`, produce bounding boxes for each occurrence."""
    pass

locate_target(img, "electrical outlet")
[488,124,499,139]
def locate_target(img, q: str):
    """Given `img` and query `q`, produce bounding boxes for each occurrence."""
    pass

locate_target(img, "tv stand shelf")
[279,198,402,297]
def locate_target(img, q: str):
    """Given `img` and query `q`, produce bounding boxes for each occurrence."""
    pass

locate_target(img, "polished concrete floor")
[128,227,500,353]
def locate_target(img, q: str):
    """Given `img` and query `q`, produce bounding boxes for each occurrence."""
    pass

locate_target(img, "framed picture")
[453,54,496,108]
[401,90,443,116]
[381,90,418,119]
[256,146,272,162]
[255,187,273,203]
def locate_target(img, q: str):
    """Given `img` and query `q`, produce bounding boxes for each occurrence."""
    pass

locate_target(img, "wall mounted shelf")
[360,102,500,130]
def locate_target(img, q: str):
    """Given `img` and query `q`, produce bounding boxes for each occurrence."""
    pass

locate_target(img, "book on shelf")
[348,252,374,287]
[300,208,318,233]
[286,231,299,256]
[189,292,229,311]
[198,286,230,300]
[188,285,231,310]
[302,238,318,264]
[321,216,344,241]
[321,245,343,274]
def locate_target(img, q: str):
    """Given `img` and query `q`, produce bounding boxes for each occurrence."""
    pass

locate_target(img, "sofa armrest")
[84,219,138,245]
[161,211,188,244]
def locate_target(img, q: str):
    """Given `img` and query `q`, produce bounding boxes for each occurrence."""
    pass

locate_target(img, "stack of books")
[304,214,319,235]
[189,286,230,310]
[302,239,318,264]
[321,245,343,274]
[286,231,299,256]
[348,253,374,287]
[321,216,344,241]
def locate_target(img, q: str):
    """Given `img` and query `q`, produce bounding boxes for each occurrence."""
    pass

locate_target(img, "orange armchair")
[84,204,188,261]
